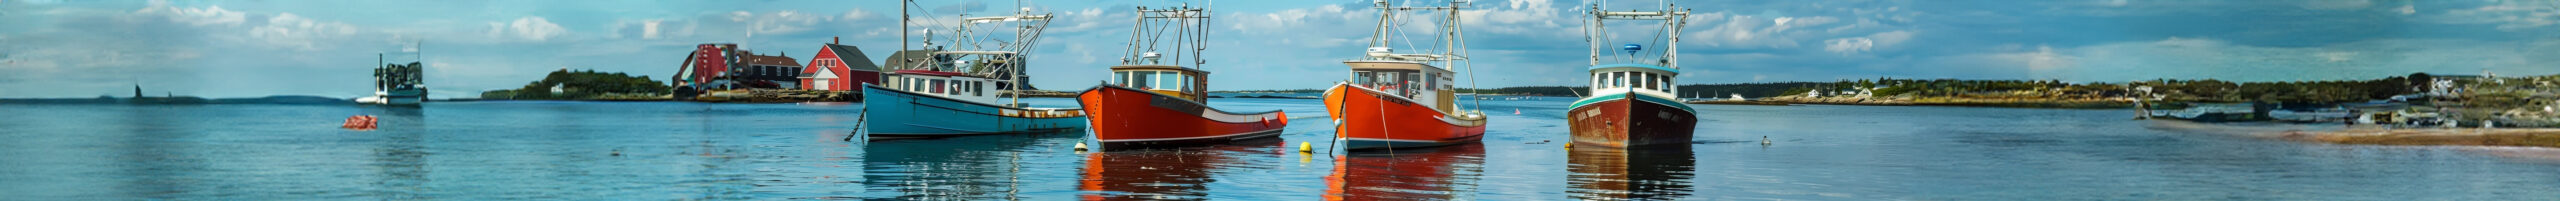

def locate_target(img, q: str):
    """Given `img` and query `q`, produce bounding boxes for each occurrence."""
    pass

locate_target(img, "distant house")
[736,53,802,89]
[802,40,881,91]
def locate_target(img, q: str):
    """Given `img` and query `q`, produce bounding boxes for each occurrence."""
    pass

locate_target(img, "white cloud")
[488,17,566,41]
[1825,30,1916,54]
[134,0,244,26]
[1823,37,1873,54]
[2428,1,2560,31]
[1688,14,1805,49]
[641,20,663,39]
[248,13,359,50]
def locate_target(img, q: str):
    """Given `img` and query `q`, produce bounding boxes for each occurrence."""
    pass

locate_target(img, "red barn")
[800,42,881,91]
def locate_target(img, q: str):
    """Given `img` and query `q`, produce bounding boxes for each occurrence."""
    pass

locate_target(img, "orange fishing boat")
[1075,6,1287,151]
[1323,0,1487,151]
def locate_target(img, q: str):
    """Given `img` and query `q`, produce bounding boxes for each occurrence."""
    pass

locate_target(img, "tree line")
[479,69,671,100]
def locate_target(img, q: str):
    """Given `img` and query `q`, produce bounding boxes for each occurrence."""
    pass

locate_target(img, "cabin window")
[1377,71,1402,92]
[931,79,946,94]
[1133,71,1156,90]
[1607,71,1628,88]
[1354,71,1377,88]
[1165,71,1189,91]
[1642,74,1656,91]
[1422,73,1435,91]
[972,81,984,96]
[1603,72,1616,88]
[1114,71,1131,87]
[1656,74,1671,92]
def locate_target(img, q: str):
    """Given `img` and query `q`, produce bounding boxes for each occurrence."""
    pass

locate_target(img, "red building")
[800,40,881,91]
[676,43,801,90]
[682,44,737,85]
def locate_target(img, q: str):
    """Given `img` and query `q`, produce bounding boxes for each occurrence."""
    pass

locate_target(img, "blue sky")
[1,0,2555,98]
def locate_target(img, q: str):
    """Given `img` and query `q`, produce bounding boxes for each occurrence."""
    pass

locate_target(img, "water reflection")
[862,133,1076,200]
[1077,138,1281,200]
[1325,143,1487,200]
[364,107,429,199]
[1566,145,1696,200]
[117,105,194,199]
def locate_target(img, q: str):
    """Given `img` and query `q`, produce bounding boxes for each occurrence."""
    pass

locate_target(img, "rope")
[1377,89,1401,182]
[844,108,869,141]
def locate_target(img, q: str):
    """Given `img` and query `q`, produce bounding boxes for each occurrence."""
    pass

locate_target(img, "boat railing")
[1002,108,1086,118]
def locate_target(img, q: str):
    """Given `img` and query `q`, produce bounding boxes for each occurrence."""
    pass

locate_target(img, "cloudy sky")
[2,0,2556,98]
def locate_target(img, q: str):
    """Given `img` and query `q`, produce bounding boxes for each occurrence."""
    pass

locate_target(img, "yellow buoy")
[1074,142,1090,151]
[1298,142,1314,153]
[1565,143,1573,149]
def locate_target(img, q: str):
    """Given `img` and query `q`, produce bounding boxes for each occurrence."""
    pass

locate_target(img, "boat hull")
[1076,84,1289,150]
[1566,92,1698,148]
[862,84,1087,138]
[1322,84,1486,151]
[358,89,427,105]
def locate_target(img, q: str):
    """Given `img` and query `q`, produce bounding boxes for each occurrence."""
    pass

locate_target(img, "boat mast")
[900,0,908,59]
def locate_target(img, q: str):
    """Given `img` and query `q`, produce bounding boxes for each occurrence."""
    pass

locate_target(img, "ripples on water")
[4,98,2560,200]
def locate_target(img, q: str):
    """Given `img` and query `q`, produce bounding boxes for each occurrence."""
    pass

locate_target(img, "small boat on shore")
[862,6,1085,139]
[1077,6,1287,151]
[1324,0,1488,151]
[1566,4,1698,148]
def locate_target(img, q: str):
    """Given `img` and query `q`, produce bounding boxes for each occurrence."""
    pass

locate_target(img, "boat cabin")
[1344,60,1458,113]
[883,69,1003,104]
[1109,65,1209,102]
[1588,63,1679,97]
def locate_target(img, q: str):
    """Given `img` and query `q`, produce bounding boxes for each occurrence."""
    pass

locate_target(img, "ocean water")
[5,98,2560,200]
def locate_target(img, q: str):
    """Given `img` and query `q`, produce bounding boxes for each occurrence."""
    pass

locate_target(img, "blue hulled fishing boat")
[862,3,1083,139]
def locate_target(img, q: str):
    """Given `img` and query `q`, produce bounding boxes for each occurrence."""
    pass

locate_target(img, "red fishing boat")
[1075,6,1287,151]
[1567,4,1699,148]
[1324,83,1484,150]
[1323,0,1487,151]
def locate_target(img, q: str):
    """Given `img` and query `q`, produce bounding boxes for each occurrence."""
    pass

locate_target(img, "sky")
[1,0,2556,98]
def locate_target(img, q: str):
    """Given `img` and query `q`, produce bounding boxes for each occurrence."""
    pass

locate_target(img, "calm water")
[6,98,2560,200]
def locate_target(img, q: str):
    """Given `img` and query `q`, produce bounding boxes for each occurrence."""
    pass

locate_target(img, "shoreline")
[2149,119,2560,148]
[2282,127,2560,148]
[1756,96,2150,109]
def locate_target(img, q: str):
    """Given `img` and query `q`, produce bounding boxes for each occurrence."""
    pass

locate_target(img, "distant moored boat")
[360,43,428,106]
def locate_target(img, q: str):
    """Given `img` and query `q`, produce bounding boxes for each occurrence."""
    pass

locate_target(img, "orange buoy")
[343,115,378,130]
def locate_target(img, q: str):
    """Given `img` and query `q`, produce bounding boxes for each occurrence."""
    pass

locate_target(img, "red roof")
[742,54,800,67]
[893,69,972,77]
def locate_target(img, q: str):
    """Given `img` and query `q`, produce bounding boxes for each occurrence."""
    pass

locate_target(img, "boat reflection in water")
[861,132,1078,200]
[1077,138,1281,200]
[1324,143,1487,200]
[360,107,428,199]
[1566,145,1697,200]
